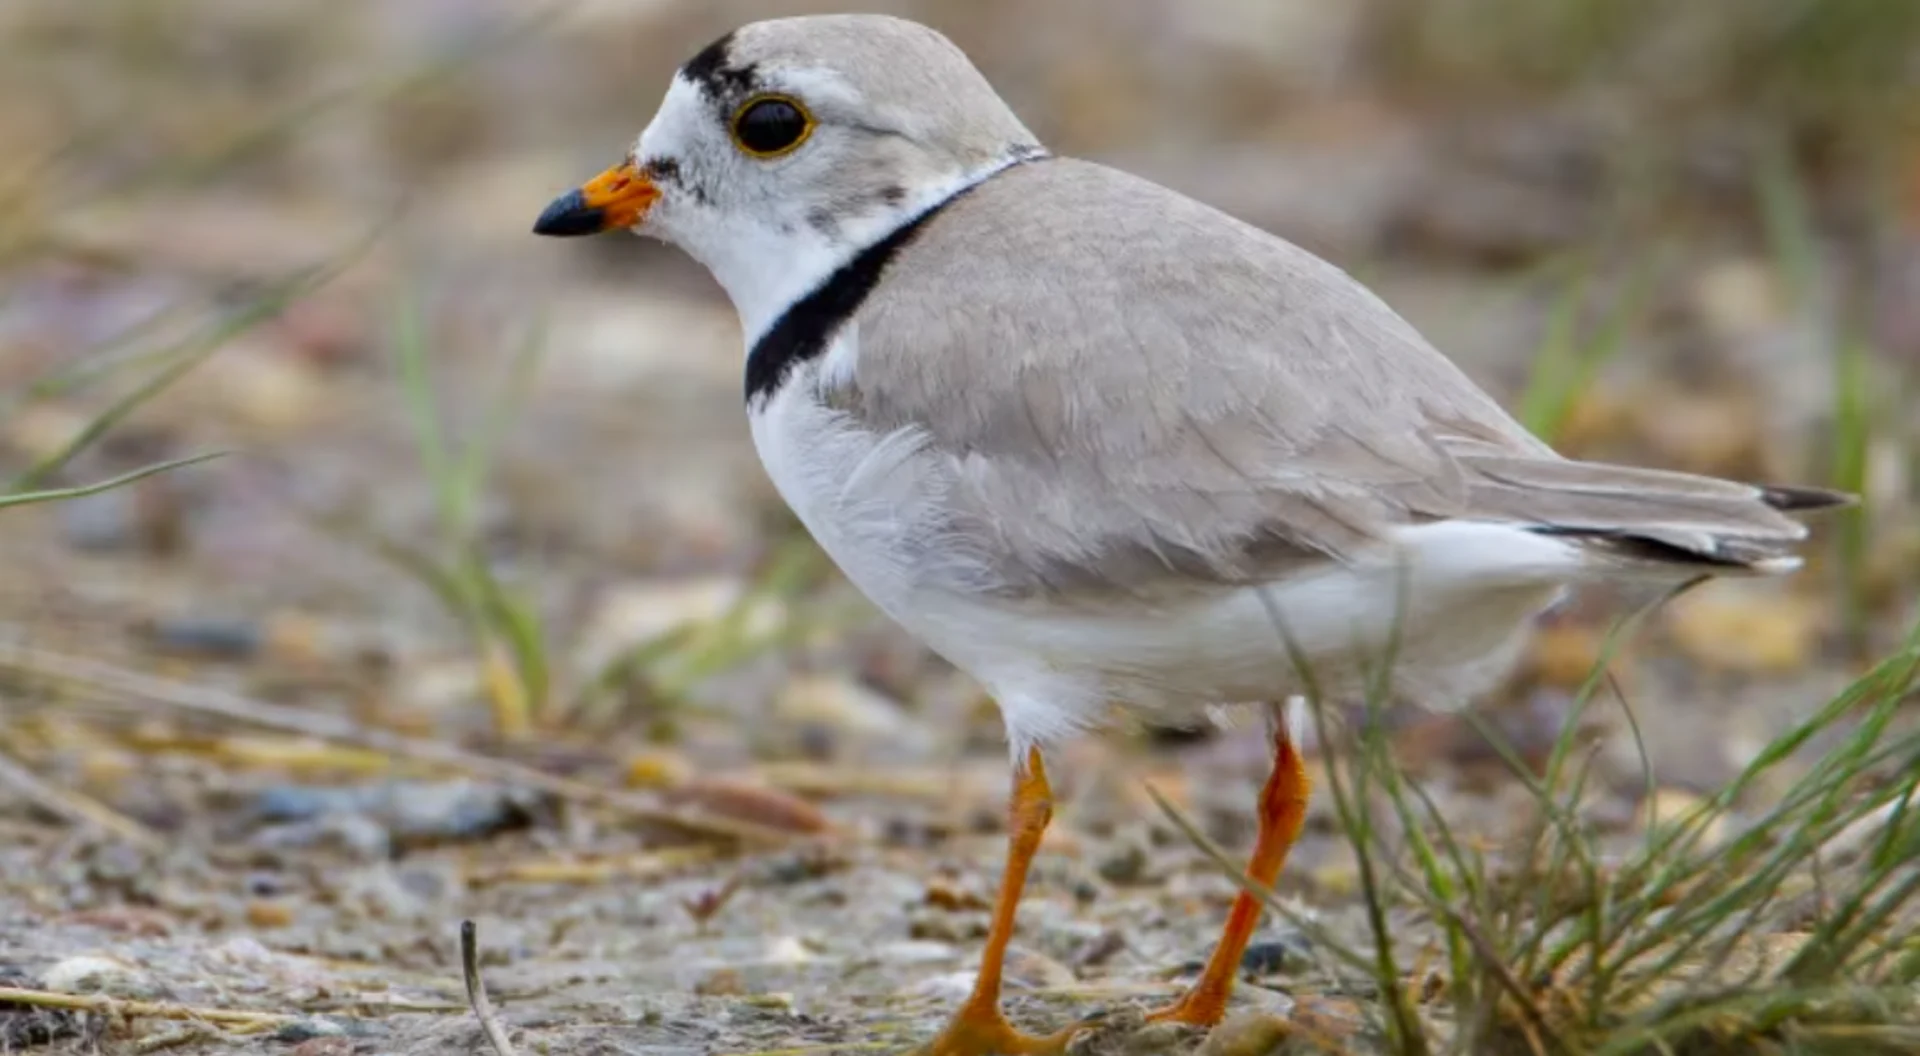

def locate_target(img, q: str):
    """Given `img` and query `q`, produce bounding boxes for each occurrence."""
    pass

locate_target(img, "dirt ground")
[2,1,1918,1054]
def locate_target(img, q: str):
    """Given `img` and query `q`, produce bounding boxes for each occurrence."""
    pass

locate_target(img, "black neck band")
[742,155,1042,405]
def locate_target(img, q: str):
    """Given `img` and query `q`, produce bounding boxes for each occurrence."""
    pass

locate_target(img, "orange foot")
[1143,988,1228,1028]
[914,1006,1079,1056]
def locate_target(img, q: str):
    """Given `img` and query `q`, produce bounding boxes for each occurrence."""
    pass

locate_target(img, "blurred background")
[2,1,1918,1052]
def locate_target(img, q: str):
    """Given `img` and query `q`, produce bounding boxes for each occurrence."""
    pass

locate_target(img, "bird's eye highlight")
[730,95,813,158]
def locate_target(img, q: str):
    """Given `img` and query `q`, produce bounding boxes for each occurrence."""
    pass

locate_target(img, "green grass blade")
[8,257,348,493]
[391,289,460,541]
[452,319,548,531]
[468,549,550,721]
[0,451,224,510]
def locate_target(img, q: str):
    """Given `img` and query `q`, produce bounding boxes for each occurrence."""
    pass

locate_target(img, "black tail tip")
[1759,484,1857,512]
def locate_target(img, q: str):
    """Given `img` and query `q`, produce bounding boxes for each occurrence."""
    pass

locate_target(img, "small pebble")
[1692,257,1788,340]
[1238,931,1312,977]
[245,871,288,898]
[899,970,974,1003]
[4,403,93,462]
[1116,1020,1199,1056]
[1309,854,1361,899]
[907,910,986,943]
[40,955,156,999]
[272,1017,385,1044]
[334,864,452,923]
[64,907,173,937]
[249,780,545,849]
[1293,995,1366,1044]
[1036,917,1109,956]
[250,813,393,860]
[244,900,295,929]
[132,1023,220,1053]
[1196,1009,1292,1056]
[140,616,264,661]
[923,879,990,912]
[774,674,925,751]
[575,577,781,673]
[764,936,816,965]
[623,750,692,789]
[756,846,846,885]
[58,490,141,552]
[1003,945,1077,990]
[693,968,745,996]
[1073,928,1128,969]
[872,939,960,965]
[203,350,335,434]
[1096,841,1150,886]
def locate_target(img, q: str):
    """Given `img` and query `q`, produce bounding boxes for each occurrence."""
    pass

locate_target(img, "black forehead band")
[680,30,760,109]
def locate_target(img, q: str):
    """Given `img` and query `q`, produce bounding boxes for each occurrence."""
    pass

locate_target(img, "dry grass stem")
[459,920,518,1056]
[463,845,722,887]
[0,746,161,849]
[0,986,299,1032]
[0,643,807,847]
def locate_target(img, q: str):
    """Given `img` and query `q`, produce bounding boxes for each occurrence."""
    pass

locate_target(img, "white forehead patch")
[636,74,711,161]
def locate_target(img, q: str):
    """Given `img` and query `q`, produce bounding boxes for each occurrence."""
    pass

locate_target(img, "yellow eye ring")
[729,94,815,158]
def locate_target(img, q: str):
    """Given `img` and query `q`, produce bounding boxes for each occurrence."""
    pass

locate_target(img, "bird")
[532,14,1849,1053]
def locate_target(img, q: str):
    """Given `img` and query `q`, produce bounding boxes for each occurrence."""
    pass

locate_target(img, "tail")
[1459,455,1854,577]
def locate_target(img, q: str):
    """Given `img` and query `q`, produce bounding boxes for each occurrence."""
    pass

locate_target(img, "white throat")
[702,154,1031,347]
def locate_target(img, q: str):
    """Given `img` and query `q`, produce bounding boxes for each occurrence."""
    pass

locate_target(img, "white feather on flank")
[1283,695,1307,749]
[816,319,860,393]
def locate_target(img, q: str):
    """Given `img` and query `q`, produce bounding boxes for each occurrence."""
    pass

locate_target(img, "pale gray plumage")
[542,12,1848,751]
[721,15,1040,172]
[830,156,1834,603]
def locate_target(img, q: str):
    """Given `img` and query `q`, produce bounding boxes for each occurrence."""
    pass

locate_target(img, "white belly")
[748,355,1567,753]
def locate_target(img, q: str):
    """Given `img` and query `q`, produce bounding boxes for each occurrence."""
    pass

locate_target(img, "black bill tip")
[532,189,606,237]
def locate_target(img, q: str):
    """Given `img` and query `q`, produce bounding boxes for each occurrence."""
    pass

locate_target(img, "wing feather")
[827,158,1827,600]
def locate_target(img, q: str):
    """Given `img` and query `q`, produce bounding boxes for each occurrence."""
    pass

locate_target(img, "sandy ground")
[3,1,1917,1053]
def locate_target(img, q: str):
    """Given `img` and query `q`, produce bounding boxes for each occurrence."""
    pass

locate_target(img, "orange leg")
[1147,723,1311,1027]
[917,748,1079,1056]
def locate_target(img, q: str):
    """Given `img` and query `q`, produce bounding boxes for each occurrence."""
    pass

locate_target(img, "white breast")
[748,345,944,623]
[749,344,1123,749]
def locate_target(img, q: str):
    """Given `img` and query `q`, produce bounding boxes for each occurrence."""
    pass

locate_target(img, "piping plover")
[534,14,1847,1052]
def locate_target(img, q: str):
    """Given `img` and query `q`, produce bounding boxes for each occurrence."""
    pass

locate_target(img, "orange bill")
[532,161,659,237]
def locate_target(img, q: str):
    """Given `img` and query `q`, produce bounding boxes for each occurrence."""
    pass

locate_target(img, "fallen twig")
[130,1022,221,1053]
[460,920,517,1056]
[465,845,720,887]
[0,747,161,849]
[751,760,996,801]
[0,986,298,1032]
[0,644,804,846]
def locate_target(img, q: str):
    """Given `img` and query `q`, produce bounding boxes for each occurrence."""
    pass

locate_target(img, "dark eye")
[731,96,813,157]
